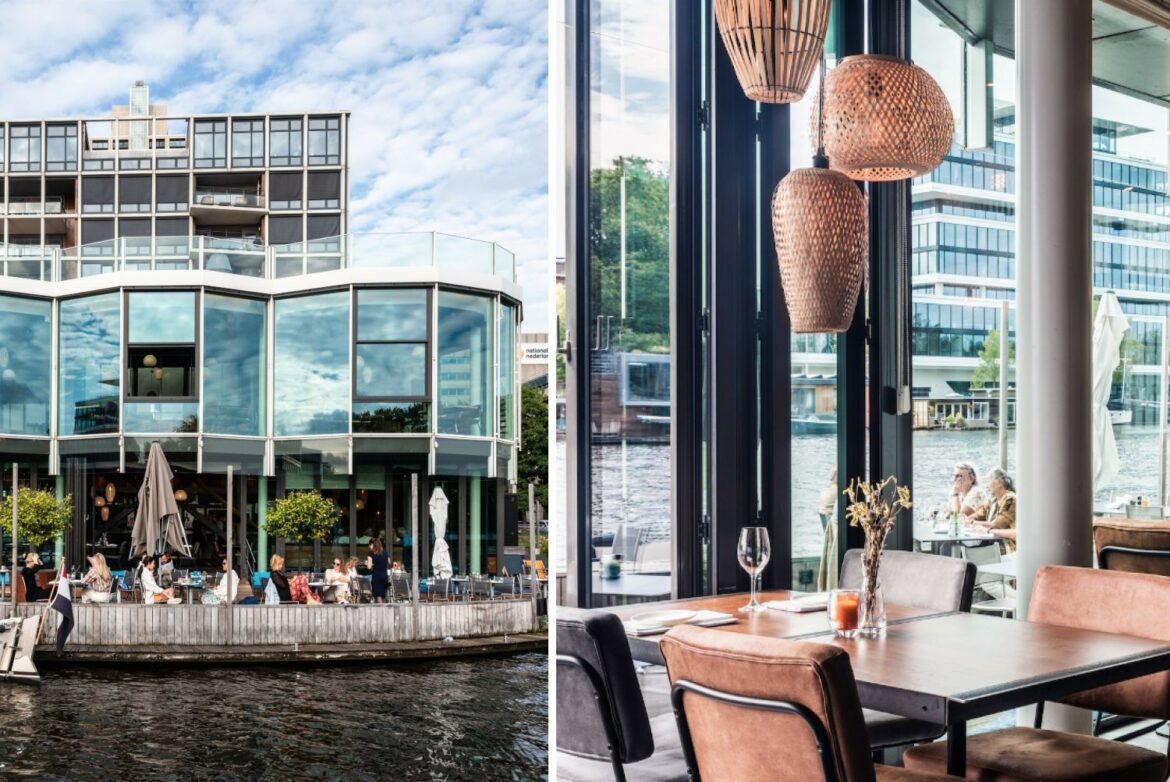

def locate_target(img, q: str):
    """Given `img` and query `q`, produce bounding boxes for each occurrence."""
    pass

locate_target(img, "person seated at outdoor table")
[158,552,178,585]
[325,557,352,603]
[933,461,990,523]
[140,556,176,604]
[971,467,1018,553]
[367,539,390,604]
[81,552,115,604]
[206,557,241,604]
[346,557,360,580]
[289,572,322,605]
[269,554,292,602]
[21,552,48,602]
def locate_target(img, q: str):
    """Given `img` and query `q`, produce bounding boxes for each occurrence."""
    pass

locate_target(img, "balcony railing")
[1,196,65,216]
[193,187,265,209]
[0,232,517,283]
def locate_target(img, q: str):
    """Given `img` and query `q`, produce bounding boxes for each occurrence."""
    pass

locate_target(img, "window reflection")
[204,295,266,435]
[59,293,120,435]
[274,292,350,435]
[438,292,492,436]
[0,295,51,435]
[498,303,517,439]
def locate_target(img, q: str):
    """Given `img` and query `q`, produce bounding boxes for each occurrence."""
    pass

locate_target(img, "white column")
[1016,0,1094,733]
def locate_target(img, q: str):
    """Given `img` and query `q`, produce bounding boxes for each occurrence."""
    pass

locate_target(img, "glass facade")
[0,295,51,435]
[438,291,492,436]
[274,292,350,436]
[59,293,121,436]
[499,303,517,440]
[204,295,266,435]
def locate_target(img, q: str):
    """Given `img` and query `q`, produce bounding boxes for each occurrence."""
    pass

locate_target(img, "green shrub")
[263,491,337,543]
[2,488,72,547]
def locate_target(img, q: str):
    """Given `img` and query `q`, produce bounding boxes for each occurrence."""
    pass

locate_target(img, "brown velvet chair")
[1094,517,1170,578]
[841,549,978,752]
[903,566,1170,781]
[660,624,962,782]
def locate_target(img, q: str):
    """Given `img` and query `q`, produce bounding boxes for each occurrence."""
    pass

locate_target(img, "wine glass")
[737,526,771,612]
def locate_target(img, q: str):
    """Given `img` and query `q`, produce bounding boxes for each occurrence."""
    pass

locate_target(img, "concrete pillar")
[1015,0,1094,732]
[257,478,268,571]
[54,475,65,563]
[470,477,482,574]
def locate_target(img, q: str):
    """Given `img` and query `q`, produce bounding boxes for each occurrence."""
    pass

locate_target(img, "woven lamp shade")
[714,0,832,103]
[772,167,868,332]
[820,54,954,181]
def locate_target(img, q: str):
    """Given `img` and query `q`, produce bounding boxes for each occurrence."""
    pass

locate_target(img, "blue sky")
[0,0,549,330]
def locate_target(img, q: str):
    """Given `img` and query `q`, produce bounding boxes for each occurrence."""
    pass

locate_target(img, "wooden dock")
[0,599,542,663]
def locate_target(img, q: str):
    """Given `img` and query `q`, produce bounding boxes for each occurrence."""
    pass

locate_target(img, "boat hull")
[0,615,42,684]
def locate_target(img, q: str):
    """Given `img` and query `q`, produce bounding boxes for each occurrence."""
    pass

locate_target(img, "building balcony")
[0,232,517,284]
[190,186,266,225]
[0,196,66,216]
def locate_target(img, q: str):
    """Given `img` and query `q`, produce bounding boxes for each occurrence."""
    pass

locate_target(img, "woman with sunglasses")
[324,556,352,604]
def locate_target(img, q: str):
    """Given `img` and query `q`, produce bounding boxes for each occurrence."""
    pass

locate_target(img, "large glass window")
[203,295,266,435]
[81,177,115,214]
[125,292,198,408]
[353,288,429,433]
[231,118,264,167]
[156,175,189,212]
[581,0,673,604]
[45,124,77,171]
[308,171,341,209]
[269,117,303,166]
[307,117,340,165]
[0,295,51,435]
[274,292,350,435]
[194,120,227,168]
[269,172,303,210]
[8,125,41,172]
[499,302,517,440]
[59,294,120,436]
[437,292,492,436]
[118,176,151,212]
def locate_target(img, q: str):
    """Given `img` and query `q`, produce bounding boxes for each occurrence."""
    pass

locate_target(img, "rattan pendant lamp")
[772,59,868,333]
[820,53,954,181]
[715,0,833,103]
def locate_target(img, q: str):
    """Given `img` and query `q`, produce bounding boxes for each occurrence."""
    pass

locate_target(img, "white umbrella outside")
[130,442,186,557]
[1092,292,1129,488]
[429,487,454,579]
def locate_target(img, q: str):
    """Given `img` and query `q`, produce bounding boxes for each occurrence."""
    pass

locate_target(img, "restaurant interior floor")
[631,664,1169,761]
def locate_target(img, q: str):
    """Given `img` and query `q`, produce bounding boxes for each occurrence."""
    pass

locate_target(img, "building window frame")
[307,117,341,165]
[269,117,303,166]
[194,120,227,168]
[231,118,265,167]
[45,123,78,172]
[123,290,201,403]
[9,124,42,172]
[351,287,432,404]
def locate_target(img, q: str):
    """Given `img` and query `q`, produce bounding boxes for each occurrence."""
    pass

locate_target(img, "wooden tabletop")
[612,591,947,665]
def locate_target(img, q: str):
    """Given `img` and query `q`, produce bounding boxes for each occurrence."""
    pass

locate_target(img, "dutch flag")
[51,564,74,653]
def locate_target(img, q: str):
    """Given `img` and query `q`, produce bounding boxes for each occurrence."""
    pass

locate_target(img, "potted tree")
[263,490,337,545]
[3,487,72,552]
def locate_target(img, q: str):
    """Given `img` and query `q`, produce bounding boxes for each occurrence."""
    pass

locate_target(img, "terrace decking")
[0,599,543,663]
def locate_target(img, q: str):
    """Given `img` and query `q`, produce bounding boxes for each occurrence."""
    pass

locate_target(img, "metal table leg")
[946,721,966,777]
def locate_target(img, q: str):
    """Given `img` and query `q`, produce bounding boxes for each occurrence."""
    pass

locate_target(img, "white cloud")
[0,0,549,331]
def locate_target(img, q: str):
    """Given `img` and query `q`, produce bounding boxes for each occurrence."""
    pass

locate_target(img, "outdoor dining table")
[173,580,207,605]
[607,590,1170,776]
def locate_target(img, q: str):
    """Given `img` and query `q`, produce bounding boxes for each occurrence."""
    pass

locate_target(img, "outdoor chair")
[390,574,410,602]
[470,577,494,601]
[1126,504,1165,521]
[557,607,688,781]
[492,577,516,599]
[660,625,960,782]
[840,549,977,753]
[961,543,1017,617]
[610,524,645,572]
[116,567,140,604]
[904,566,1170,781]
[428,577,451,602]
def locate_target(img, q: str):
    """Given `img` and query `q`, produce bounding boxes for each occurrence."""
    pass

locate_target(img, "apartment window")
[118,176,151,212]
[46,124,77,171]
[155,217,189,256]
[194,120,227,168]
[307,214,341,250]
[119,219,152,257]
[231,118,264,167]
[269,118,302,166]
[84,158,115,171]
[308,171,341,209]
[269,172,303,209]
[269,215,303,245]
[156,175,189,211]
[80,219,115,251]
[9,125,41,172]
[308,117,340,165]
[0,126,5,169]
[119,158,150,170]
[81,177,115,214]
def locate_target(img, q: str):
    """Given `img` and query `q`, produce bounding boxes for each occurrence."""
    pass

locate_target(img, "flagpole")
[35,560,64,645]
[9,463,16,610]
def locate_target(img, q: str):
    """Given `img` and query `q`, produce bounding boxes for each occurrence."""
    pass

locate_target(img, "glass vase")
[859,554,887,636]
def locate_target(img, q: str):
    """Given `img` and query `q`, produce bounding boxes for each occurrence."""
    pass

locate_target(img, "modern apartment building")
[0,83,524,579]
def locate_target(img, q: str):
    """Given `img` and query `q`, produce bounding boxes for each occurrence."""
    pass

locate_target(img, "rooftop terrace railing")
[0,232,517,283]
[193,187,265,209]
[1,196,65,216]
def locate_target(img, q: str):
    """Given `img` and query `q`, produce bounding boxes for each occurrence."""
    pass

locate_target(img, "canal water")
[556,424,1168,565]
[0,653,548,781]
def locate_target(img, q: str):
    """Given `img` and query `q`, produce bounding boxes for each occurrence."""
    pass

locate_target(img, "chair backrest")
[1093,518,1170,577]
[1032,565,1170,720]
[840,549,977,612]
[556,607,654,765]
[1125,504,1164,520]
[471,577,493,597]
[660,625,876,782]
[391,574,410,600]
[611,523,644,562]
[430,577,449,598]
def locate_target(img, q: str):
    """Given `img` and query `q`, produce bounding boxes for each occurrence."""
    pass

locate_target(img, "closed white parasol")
[1092,292,1129,488]
[429,487,454,579]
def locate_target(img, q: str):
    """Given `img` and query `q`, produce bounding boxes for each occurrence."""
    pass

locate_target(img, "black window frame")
[269,117,303,166]
[231,118,265,167]
[351,287,432,404]
[194,120,227,168]
[8,124,41,172]
[307,116,341,165]
[45,123,78,172]
[123,289,201,403]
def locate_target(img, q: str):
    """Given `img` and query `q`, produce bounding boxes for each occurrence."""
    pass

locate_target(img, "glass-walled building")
[0,85,523,579]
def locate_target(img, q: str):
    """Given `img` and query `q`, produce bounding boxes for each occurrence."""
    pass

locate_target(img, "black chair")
[840,548,977,754]
[556,607,687,781]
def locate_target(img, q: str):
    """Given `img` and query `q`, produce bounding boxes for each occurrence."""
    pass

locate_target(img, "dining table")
[608,589,1170,776]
